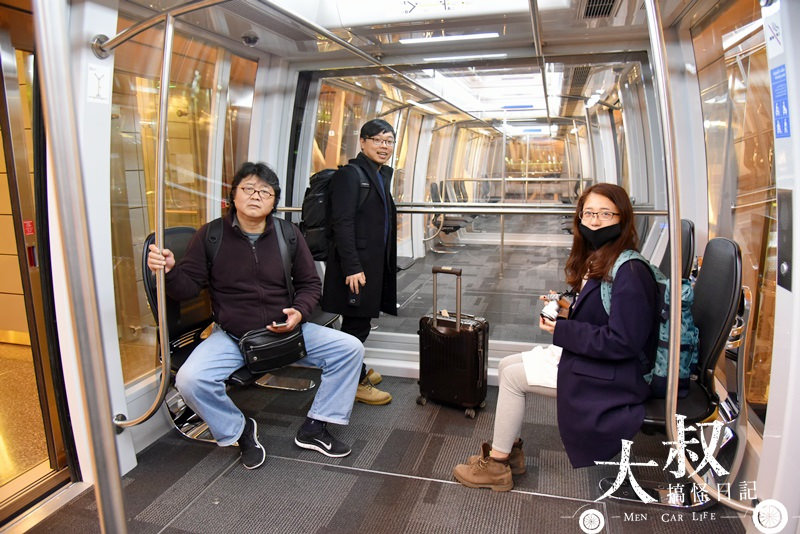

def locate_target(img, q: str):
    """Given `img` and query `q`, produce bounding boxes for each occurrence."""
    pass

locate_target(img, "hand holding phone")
[272,321,288,328]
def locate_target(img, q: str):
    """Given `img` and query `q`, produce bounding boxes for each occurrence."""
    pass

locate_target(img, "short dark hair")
[360,119,395,139]
[228,162,281,215]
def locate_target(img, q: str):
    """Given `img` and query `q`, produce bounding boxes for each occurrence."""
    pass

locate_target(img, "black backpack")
[300,164,370,261]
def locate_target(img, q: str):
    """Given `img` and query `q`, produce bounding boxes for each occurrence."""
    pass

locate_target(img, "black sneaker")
[294,422,351,457]
[237,417,265,469]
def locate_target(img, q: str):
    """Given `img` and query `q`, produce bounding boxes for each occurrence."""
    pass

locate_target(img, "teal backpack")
[600,250,699,398]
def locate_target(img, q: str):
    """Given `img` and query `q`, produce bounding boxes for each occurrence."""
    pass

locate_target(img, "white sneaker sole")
[240,418,266,469]
[241,446,266,470]
[294,437,351,458]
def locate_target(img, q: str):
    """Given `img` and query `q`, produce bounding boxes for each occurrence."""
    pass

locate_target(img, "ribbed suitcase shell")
[418,266,488,414]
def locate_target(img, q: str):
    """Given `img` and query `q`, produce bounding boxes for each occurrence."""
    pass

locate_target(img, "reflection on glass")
[692,0,774,425]
[504,137,567,203]
[110,19,256,383]
[222,56,257,200]
[0,49,50,500]
[313,82,364,172]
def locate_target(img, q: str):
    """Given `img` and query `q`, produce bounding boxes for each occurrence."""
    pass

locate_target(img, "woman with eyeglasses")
[322,119,398,406]
[453,183,659,491]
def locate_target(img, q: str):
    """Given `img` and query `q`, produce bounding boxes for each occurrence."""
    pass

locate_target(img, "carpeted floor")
[29,371,747,533]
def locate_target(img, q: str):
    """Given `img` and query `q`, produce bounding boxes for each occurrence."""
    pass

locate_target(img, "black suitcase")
[417,266,488,418]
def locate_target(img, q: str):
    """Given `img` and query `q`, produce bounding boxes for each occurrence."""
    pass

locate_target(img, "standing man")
[322,119,398,405]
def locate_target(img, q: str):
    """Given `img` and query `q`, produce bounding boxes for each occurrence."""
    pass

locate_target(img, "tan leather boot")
[453,443,513,491]
[355,377,392,405]
[467,439,526,475]
[366,368,382,385]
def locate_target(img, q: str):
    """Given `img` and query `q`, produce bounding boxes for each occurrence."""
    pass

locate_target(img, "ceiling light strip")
[423,53,508,62]
[399,32,499,45]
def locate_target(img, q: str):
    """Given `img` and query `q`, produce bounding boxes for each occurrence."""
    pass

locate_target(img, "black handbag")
[234,217,307,375]
[238,327,307,374]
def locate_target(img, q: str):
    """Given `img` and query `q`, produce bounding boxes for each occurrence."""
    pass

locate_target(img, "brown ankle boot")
[467,439,526,475]
[453,443,513,491]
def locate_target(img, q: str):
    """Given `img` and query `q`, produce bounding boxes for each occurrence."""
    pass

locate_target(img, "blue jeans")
[175,322,364,446]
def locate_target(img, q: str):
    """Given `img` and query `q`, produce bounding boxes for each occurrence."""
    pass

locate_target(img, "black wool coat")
[321,152,398,318]
[552,259,659,468]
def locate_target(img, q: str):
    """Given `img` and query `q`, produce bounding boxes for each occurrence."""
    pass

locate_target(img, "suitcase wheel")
[465,408,476,419]
[416,395,427,406]
[479,401,486,409]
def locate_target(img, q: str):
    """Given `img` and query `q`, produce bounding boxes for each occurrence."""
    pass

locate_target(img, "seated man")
[147,161,363,470]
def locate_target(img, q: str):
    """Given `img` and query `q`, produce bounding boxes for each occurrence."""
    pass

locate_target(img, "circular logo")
[579,508,605,534]
[753,499,788,534]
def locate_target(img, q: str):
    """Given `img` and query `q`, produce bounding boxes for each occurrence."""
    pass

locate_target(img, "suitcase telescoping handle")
[432,266,462,331]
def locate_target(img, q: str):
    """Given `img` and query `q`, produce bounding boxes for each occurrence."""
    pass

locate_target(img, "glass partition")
[312,81,365,172]
[110,17,256,383]
[692,0,774,428]
[307,61,657,344]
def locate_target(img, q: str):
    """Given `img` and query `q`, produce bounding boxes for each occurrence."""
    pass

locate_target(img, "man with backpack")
[146,162,363,469]
[321,119,398,405]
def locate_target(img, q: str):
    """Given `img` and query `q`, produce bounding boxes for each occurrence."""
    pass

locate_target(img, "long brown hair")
[565,183,639,290]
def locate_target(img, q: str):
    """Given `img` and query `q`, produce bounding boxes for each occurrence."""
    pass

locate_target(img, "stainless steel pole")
[32,0,127,531]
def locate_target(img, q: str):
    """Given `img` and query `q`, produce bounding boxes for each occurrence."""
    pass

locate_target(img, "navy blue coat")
[552,259,658,468]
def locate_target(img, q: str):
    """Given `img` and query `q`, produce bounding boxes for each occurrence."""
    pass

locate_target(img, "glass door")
[0,6,72,522]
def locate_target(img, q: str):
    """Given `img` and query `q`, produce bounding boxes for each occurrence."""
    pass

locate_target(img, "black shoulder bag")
[237,218,308,374]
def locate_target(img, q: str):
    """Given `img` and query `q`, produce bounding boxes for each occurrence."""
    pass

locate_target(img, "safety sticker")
[771,65,791,139]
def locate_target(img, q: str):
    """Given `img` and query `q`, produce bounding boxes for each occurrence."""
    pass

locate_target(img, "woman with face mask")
[453,183,659,491]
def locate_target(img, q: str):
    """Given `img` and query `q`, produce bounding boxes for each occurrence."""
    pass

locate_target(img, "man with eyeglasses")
[147,162,363,469]
[322,119,398,405]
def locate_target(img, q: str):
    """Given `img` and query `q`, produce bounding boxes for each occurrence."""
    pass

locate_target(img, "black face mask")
[579,223,622,250]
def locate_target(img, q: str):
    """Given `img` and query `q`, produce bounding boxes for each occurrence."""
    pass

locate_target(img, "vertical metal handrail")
[114,14,176,429]
[728,286,752,483]
[32,0,127,531]
[643,0,753,514]
[583,107,596,182]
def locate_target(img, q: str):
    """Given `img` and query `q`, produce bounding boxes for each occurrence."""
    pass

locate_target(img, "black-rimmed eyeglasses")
[239,185,274,199]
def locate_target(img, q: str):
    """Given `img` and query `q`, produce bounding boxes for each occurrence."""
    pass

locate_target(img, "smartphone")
[272,321,288,328]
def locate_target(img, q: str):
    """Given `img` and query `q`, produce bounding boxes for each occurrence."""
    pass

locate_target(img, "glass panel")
[110,18,256,383]
[0,48,58,511]
[312,82,365,172]
[504,137,567,203]
[692,0,774,427]
[377,213,573,343]
[306,64,655,342]
[222,56,258,198]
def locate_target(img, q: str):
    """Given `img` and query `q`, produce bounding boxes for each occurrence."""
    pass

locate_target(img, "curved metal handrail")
[113,15,177,430]
[90,0,229,58]
[643,0,754,515]
[422,214,446,242]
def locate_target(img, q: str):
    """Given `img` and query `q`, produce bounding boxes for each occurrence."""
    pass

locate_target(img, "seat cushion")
[227,367,255,386]
[642,380,718,427]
